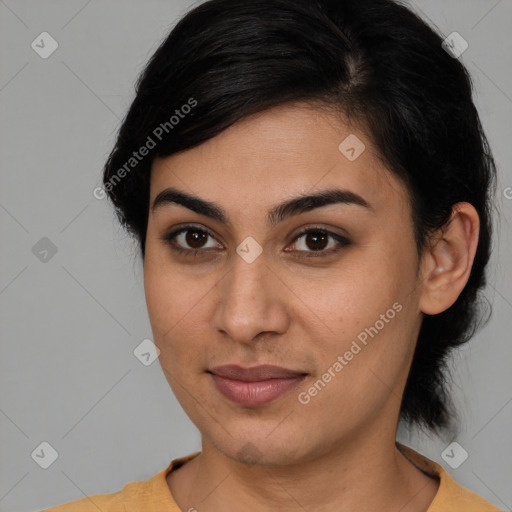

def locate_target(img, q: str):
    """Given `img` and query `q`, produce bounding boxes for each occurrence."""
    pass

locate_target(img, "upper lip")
[208,364,307,382]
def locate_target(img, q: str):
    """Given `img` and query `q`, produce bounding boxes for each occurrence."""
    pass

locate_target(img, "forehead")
[150,103,410,218]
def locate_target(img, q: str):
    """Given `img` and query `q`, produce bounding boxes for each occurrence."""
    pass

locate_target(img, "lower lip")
[210,374,306,406]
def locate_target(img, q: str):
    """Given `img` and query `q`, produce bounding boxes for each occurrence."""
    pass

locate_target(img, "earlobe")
[419,202,480,315]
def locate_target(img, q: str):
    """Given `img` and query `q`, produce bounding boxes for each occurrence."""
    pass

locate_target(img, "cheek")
[144,268,176,336]
[310,261,399,336]
[298,306,412,428]
[309,249,418,389]
[144,240,197,330]
[144,254,183,354]
[143,256,213,372]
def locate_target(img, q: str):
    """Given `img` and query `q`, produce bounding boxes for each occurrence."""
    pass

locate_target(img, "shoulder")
[397,443,504,512]
[40,452,201,512]
[40,486,131,512]
[40,477,154,512]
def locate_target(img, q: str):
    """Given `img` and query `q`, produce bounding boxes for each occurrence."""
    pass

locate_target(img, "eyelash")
[160,224,351,259]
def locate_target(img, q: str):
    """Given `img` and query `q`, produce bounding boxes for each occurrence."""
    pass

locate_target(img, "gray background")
[0,1,510,511]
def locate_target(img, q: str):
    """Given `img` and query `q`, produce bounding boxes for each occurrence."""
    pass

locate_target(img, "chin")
[211,431,310,468]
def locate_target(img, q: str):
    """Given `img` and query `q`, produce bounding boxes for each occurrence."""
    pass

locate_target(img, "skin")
[143,102,480,512]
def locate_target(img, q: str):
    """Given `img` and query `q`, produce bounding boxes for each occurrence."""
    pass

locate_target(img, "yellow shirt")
[42,444,504,511]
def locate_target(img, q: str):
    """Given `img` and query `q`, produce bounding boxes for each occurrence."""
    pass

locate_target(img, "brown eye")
[162,224,350,259]
[162,224,222,255]
[288,228,351,257]
[303,232,329,251]
[184,229,208,249]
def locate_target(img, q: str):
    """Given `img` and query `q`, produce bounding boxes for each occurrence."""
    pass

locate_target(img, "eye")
[287,227,351,257]
[161,224,351,258]
[161,224,222,256]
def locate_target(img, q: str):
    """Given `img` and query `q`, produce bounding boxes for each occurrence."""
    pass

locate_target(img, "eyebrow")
[151,186,373,227]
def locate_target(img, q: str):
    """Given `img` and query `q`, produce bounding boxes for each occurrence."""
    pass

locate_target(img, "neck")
[167,423,438,512]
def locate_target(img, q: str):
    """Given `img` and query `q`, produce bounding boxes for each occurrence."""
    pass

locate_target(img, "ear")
[419,202,480,315]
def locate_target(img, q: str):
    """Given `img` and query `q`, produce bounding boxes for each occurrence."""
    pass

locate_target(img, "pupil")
[186,230,207,248]
[307,232,327,251]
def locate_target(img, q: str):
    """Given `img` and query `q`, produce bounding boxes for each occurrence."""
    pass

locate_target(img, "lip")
[208,365,308,406]
[209,364,307,381]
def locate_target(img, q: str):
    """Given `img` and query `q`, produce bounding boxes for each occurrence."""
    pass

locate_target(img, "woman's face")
[144,103,425,465]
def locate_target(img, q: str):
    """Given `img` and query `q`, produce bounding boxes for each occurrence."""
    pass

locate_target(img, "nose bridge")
[225,251,270,315]
[213,249,286,342]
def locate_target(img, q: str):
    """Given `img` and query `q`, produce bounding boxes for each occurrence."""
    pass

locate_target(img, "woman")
[44,0,502,510]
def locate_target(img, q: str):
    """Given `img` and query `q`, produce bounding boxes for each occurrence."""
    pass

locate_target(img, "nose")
[212,250,290,345]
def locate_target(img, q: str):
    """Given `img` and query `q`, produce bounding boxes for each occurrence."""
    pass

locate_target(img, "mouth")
[207,364,308,406]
